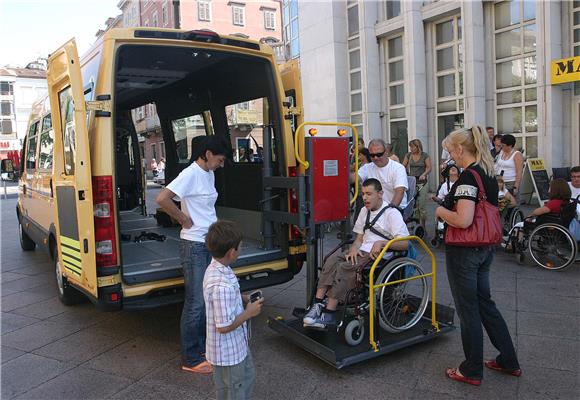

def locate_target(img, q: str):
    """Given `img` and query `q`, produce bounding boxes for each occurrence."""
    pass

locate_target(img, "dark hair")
[549,178,572,200]
[442,164,460,179]
[492,134,503,142]
[205,220,243,258]
[500,134,516,147]
[362,178,382,192]
[190,135,207,164]
[359,148,371,163]
[200,135,231,161]
[571,166,580,174]
[486,127,495,132]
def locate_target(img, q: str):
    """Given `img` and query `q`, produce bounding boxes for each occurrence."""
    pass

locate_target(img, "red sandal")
[445,368,481,386]
[484,360,522,377]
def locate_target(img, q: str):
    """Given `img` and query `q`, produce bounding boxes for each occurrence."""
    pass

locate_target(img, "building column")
[463,0,486,128]
[360,0,381,140]
[402,1,428,148]
[541,0,565,167]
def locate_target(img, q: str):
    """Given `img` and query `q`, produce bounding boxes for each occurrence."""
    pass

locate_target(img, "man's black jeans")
[445,245,520,380]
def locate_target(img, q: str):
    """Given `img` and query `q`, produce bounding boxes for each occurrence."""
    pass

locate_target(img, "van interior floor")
[119,209,285,285]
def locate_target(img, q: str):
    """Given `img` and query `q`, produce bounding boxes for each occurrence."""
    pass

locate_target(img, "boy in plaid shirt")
[203,220,264,400]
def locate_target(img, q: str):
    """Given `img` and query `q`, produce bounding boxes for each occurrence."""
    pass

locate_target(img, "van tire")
[19,221,36,251]
[54,247,86,305]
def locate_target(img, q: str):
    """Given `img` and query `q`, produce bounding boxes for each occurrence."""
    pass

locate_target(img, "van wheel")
[54,248,85,305]
[19,221,36,251]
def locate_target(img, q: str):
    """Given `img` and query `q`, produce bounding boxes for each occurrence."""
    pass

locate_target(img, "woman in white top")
[495,134,523,200]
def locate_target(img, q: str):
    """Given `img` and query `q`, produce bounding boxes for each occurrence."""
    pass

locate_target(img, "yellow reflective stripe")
[64,264,82,276]
[62,254,82,269]
[61,246,81,260]
[60,236,80,250]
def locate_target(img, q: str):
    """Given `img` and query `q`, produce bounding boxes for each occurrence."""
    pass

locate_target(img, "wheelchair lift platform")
[267,302,454,369]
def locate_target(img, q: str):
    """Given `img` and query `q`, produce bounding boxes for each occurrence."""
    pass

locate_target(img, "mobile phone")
[249,290,262,303]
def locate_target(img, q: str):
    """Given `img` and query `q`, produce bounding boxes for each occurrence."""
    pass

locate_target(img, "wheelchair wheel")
[344,318,365,346]
[375,257,430,333]
[510,209,525,230]
[528,223,578,271]
[414,226,425,239]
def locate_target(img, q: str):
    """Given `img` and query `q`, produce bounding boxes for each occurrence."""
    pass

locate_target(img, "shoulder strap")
[463,168,486,201]
[364,205,393,240]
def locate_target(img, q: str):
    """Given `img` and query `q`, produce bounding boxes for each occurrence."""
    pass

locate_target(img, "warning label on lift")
[323,160,338,176]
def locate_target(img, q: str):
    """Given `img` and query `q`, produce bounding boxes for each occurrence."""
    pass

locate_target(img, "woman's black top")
[446,163,499,208]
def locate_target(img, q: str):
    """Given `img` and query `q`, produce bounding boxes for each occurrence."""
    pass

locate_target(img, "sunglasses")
[369,151,385,158]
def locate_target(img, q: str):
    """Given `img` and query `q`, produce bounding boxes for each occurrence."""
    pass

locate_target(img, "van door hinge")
[86,99,112,117]
[285,107,301,117]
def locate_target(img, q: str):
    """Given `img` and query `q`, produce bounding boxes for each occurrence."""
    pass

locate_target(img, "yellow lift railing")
[368,236,440,352]
[293,121,360,206]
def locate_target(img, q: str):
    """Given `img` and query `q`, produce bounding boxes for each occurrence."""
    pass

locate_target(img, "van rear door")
[47,39,98,298]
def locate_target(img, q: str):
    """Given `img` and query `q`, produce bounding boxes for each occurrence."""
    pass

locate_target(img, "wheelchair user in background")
[506,178,579,270]
[430,164,460,247]
[497,175,523,236]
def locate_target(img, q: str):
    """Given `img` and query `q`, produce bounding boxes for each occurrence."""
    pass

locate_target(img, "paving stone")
[517,292,580,317]
[0,272,28,283]
[13,365,133,400]
[111,382,209,400]
[1,353,74,399]
[517,334,579,372]
[33,329,130,364]
[1,311,41,334]
[1,320,80,351]
[1,345,25,364]
[46,305,114,329]
[1,274,52,291]
[517,311,580,340]
[517,276,580,298]
[1,290,56,312]
[517,365,578,400]
[85,336,179,379]
[11,296,68,319]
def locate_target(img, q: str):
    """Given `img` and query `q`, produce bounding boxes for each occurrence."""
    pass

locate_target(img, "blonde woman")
[402,139,432,231]
[435,126,520,386]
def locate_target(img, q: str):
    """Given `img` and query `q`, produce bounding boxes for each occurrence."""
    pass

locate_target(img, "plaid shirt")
[203,259,248,366]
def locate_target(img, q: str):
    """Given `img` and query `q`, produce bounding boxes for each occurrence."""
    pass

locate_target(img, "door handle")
[49,178,53,197]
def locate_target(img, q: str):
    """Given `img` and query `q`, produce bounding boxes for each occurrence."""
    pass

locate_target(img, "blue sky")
[0,0,120,67]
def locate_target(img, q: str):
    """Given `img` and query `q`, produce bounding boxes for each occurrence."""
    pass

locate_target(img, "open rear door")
[47,39,98,298]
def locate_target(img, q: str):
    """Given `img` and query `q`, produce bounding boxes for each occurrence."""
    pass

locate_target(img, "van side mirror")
[1,159,14,174]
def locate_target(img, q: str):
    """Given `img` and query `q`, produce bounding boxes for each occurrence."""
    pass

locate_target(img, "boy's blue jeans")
[445,245,520,380]
[180,239,212,367]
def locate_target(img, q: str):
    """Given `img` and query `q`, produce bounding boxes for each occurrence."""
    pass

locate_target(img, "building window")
[152,10,158,27]
[198,0,211,22]
[151,143,157,160]
[283,0,300,59]
[0,81,13,95]
[144,19,149,27]
[347,1,363,139]
[386,0,401,20]
[160,141,166,158]
[136,106,144,120]
[0,120,12,135]
[232,5,245,26]
[1,101,12,116]
[385,35,407,159]
[162,1,169,26]
[264,10,276,30]
[572,1,580,95]
[494,0,537,157]
[433,15,464,168]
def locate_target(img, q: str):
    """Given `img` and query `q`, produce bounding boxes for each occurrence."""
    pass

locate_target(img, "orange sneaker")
[181,361,213,375]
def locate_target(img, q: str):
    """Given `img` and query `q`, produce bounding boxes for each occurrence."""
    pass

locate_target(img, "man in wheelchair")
[303,178,409,330]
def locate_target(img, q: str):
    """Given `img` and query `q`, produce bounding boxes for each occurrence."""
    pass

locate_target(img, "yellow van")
[17,28,306,310]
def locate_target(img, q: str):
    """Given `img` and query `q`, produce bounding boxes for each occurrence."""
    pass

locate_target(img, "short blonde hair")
[443,126,495,177]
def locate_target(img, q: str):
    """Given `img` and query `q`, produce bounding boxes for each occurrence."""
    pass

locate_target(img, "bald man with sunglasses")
[358,139,408,209]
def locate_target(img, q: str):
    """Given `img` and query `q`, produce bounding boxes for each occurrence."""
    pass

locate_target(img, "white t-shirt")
[437,181,452,200]
[353,201,409,257]
[569,182,580,217]
[166,162,218,242]
[358,160,408,208]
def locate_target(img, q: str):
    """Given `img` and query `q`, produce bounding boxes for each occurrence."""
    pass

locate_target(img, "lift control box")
[306,137,350,223]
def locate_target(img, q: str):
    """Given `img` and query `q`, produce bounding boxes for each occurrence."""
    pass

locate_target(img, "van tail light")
[288,167,303,242]
[92,176,118,268]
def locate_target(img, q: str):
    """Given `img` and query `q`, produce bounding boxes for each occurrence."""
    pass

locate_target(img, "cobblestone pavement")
[1,187,579,399]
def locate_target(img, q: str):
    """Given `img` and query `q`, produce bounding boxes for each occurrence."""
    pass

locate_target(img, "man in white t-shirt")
[358,138,408,208]
[156,135,229,375]
[303,178,409,330]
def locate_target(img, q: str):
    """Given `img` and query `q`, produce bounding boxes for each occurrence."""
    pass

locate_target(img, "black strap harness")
[363,205,394,241]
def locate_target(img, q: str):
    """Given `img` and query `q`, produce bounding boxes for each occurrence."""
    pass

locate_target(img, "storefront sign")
[0,140,20,151]
[551,56,580,85]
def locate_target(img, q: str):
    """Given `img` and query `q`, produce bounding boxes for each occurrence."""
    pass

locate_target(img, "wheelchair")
[500,202,525,237]
[318,240,430,346]
[403,176,427,239]
[505,199,579,270]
